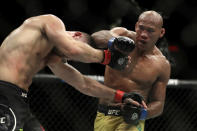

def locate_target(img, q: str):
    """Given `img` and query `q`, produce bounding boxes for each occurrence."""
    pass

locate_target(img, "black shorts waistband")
[0,80,27,98]
[98,104,122,116]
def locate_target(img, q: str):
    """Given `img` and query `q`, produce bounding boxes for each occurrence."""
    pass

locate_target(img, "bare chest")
[128,56,160,83]
[105,57,160,90]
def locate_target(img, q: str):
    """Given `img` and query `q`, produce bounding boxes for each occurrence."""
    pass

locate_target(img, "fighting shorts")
[0,80,44,131]
[94,104,145,131]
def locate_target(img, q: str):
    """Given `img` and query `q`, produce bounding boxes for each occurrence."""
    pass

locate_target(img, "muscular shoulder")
[22,14,65,32]
[155,54,171,81]
[150,47,170,77]
[154,47,170,67]
[158,55,170,69]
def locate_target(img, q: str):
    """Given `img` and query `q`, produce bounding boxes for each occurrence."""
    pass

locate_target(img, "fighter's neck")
[136,46,156,57]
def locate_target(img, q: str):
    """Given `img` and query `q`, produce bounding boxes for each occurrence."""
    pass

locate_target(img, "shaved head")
[138,10,163,28]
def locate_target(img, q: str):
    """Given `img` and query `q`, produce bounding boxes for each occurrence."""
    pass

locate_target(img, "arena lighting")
[168,45,179,52]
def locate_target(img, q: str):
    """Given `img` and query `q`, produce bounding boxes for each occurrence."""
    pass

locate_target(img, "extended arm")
[47,54,140,103]
[43,14,104,63]
[48,61,116,99]
[91,27,136,48]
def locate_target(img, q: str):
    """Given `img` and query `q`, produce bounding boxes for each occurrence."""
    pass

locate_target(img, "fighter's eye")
[139,25,144,30]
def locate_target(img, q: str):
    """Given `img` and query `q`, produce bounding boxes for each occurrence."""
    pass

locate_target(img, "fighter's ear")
[160,28,165,38]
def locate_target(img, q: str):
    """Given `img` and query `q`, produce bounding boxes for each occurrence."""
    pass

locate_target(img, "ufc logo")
[0,117,6,124]
[108,109,120,115]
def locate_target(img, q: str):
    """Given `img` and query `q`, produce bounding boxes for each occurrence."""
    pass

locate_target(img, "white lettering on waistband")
[0,117,6,124]
[108,109,121,115]
[21,92,27,98]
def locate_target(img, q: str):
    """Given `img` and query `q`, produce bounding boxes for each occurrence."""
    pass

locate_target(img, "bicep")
[91,27,132,48]
[91,30,112,48]
[110,27,128,36]
[42,15,81,57]
[150,63,171,102]
[111,27,136,40]
[150,79,167,103]
[43,15,70,48]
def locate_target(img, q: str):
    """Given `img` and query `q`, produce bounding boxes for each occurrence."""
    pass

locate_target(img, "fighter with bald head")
[0,14,136,131]
[91,10,171,131]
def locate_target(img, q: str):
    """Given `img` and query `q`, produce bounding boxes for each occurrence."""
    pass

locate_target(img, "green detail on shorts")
[19,129,23,131]
[136,124,142,131]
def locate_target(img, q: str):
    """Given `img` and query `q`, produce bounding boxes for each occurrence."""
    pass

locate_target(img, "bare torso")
[99,47,167,105]
[0,17,54,90]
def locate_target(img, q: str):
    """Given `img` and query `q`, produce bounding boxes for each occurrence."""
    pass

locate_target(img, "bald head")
[138,10,163,28]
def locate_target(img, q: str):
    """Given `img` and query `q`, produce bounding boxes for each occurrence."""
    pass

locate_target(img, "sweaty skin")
[91,11,171,119]
[0,14,111,98]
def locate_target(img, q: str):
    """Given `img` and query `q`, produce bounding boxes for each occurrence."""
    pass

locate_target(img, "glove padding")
[104,49,129,70]
[101,36,135,70]
[122,92,144,103]
[108,36,135,53]
[122,92,147,125]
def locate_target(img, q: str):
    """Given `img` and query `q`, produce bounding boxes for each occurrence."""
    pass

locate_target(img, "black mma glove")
[122,92,147,125]
[114,90,143,103]
[108,36,135,52]
[101,36,135,70]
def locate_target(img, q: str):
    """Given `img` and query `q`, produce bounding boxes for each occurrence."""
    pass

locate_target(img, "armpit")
[51,47,64,57]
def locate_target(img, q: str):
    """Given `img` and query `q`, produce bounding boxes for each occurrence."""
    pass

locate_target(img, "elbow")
[156,104,165,117]
[147,108,163,119]
[147,102,164,119]
[159,102,165,115]
[158,108,164,116]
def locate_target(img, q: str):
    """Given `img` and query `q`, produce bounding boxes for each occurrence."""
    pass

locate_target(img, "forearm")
[48,62,89,89]
[48,62,116,100]
[47,30,104,63]
[82,76,116,100]
[146,101,164,119]
[70,40,104,63]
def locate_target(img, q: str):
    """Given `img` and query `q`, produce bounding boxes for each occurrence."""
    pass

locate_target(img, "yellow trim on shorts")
[94,112,145,131]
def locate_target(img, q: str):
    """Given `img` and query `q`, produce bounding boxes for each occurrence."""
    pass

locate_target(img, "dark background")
[0,1,196,130]
[0,0,197,79]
